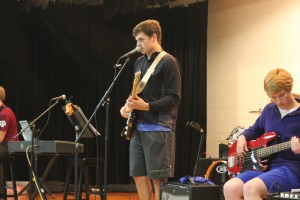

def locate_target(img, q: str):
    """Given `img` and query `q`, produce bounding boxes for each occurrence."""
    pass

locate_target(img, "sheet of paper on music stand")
[62,105,101,138]
[19,120,33,141]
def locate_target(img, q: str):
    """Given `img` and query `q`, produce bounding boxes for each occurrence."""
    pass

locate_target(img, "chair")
[63,157,103,200]
[0,156,18,200]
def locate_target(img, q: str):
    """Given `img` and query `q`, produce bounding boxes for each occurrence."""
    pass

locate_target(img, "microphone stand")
[15,100,60,200]
[191,124,204,177]
[75,57,131,200]
[103,98,110,200]
[74,125,80,200]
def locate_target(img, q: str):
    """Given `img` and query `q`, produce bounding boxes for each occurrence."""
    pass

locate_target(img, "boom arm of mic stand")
[193,129,205,177]
[14,100,60,139]
[75,57,131,143]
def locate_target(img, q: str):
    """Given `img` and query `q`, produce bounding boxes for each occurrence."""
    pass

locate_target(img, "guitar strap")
[136,51,167,94]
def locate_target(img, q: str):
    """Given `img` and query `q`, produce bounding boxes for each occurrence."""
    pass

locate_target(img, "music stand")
[62,105,101,138]
[62,104,101,200]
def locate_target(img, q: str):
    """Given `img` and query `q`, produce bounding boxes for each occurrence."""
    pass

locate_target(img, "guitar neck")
[131,88,138,99]
[132,71,141,99]
[128,71,141,112]
[257,141,291,158]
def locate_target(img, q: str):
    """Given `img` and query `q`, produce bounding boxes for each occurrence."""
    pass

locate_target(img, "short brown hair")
[132,19,162,44]
[0,86,6,101]
[264,68,293,96]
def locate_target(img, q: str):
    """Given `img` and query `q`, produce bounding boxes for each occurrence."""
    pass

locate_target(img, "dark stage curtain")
[0,1,207,184]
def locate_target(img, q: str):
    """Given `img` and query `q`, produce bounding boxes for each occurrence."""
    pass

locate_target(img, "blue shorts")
[236,165,300,192]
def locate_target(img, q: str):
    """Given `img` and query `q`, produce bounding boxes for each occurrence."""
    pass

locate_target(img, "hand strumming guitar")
[236,135,248,157]
[120,104,131,118]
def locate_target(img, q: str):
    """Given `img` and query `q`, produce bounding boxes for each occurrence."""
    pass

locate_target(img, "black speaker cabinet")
[160,182,222,200]
[198,158,222,177]
[197,158,220,177]
[197,158,229,185]
[219,144,229,158]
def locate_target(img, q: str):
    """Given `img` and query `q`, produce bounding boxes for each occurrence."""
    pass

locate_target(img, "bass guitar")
[121,71,141,140]
[227,132,294,175]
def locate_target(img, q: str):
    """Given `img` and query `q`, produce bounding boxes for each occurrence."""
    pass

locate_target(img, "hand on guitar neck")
[126,96,149,111]
[291,135,300,154]
[120,97,149,118]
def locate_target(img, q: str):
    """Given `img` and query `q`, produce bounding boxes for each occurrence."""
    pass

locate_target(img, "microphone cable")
[267,181,280,200]
[127,177,135,200]
[25,145,47,200]
[37,100,52,141]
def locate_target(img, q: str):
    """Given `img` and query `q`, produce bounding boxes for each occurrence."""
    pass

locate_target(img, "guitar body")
[121,112,135,140]
[227,132,277,175]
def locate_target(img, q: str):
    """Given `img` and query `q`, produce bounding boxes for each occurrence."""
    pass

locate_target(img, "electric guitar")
[121,71,141,140]
[227,132,295,175]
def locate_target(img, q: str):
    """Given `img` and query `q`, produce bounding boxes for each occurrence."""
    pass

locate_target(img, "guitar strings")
[233,140,292,165]
[234,145,286,164]
[233,151,258,164]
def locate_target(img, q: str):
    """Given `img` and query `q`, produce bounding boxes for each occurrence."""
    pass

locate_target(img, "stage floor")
[13,192,140,200]
[5,182,141,200]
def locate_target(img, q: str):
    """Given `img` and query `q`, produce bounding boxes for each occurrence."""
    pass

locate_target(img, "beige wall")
[207,0,300,157]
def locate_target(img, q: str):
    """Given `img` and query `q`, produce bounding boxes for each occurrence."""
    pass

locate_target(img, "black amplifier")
[269,192,300,199]
[160,182,222,200]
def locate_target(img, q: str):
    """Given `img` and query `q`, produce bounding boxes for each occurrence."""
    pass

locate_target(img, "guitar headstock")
[131,71,141,99]
[134,71,141,84]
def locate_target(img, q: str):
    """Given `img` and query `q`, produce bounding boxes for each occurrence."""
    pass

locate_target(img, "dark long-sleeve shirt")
[134,52,181,131]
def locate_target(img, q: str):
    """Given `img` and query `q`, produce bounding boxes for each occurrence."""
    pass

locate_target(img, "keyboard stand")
[17,155,58,199]
[8,140,84,199]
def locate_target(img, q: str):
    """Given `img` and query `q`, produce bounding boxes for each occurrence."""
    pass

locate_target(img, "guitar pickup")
[236,156,240,167]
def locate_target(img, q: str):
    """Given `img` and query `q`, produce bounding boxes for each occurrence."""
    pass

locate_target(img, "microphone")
[119,46,141,59]
[51,94,66,101]
[187,121,204,133]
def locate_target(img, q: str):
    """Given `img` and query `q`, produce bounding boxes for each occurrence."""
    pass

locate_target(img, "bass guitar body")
[227,132,278,175]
